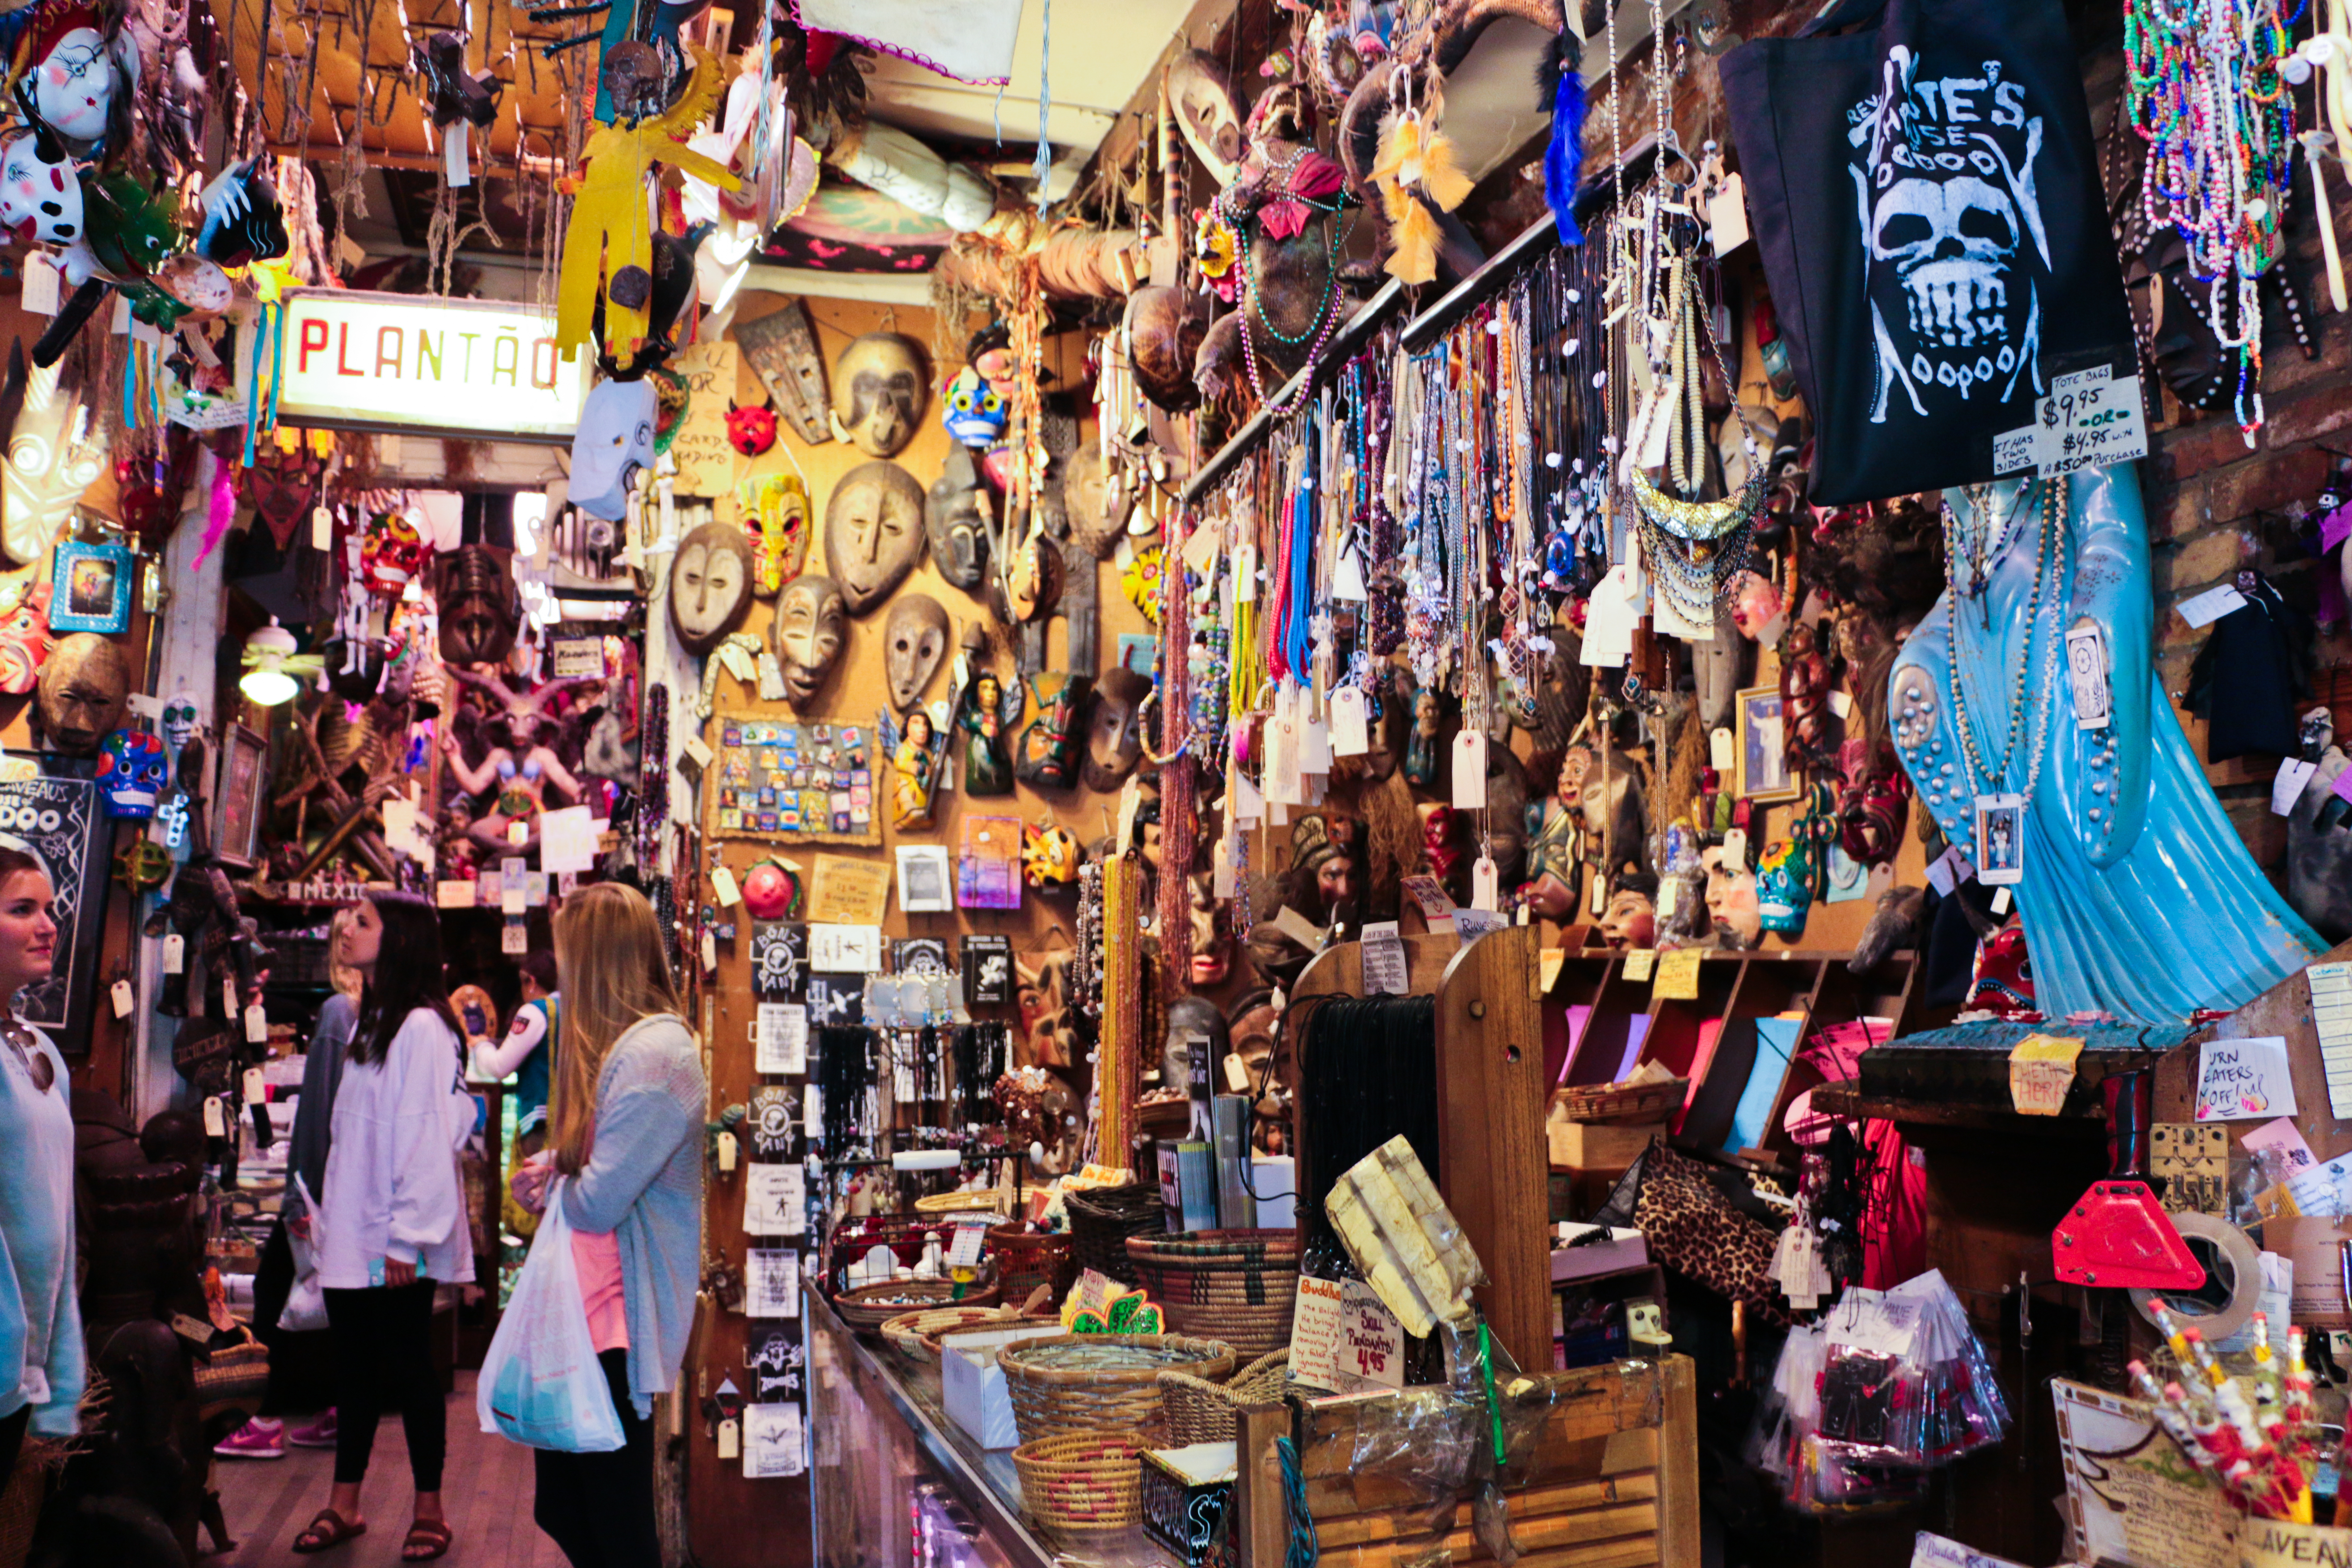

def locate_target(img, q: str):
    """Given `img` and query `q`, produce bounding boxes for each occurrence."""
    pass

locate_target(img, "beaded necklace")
[1942,479,2071,802]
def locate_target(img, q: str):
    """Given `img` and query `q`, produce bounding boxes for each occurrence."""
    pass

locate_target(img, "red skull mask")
[360,510,429,601]
[727,404,778,456]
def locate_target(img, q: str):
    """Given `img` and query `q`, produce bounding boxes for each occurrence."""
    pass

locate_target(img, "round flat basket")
[1011,1429,1146,1545]
[997,1333,1235,1445]
[880,1306,1012,1368]
[1125,1230,1301,1355]
[1158,1348,1291,1445]
[833,1276,1001,1334]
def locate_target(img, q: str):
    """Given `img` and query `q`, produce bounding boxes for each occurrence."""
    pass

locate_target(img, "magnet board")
[709,713,880,845]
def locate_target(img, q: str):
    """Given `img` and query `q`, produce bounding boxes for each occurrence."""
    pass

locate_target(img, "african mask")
[925,446,991,592]
[943,365,1007,448]
[28,9,114,144]
[829,333,926,458]
[1187,875,1231,987]
[1166,51,1244,185]
[668,521,756,656]
[770,574,846,707]
[825,460,925,614]
[1159,995,1229,1097]
[435,544,521,667]
[37,631,128,754]
[1125,287,1210,414]
[97,727,166,818]
[882,594,948,711]
[1083,667,1152,793]
[0,134,80,245]
[569,377,658,522]
[1063,440,1131,561]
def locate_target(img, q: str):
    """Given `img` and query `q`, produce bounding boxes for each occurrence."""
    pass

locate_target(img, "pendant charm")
[1975,793,2025,887]
[2065,618,2111,731]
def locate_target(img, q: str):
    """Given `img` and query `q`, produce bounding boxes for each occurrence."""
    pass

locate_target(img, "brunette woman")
[294,892,472,1561]
[0,846,81,1496]
[511,883,705,1568]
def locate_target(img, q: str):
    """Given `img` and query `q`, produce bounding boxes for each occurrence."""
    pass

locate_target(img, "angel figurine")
[961,669,1023,796]
[878,705,950,831]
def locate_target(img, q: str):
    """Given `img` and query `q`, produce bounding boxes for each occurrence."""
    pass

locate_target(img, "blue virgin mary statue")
[1889,461,2324,1023]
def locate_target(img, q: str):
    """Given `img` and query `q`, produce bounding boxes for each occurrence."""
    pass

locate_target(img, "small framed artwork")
[896,845,952,913]
[956,816,1022,911]
[1974,794,2025,886]
[213,724,269,869]
[50,540,134,634]
[1734,687,1801,805]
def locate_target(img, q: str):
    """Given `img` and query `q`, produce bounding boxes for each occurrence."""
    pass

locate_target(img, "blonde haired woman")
[511,883,706,1568]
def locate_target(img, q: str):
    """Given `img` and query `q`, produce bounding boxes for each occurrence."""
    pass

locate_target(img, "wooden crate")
[1235,1355,1698,1568]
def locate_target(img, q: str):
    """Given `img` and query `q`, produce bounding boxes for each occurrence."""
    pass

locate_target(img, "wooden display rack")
[1545,948,1938,1167]
[1290,924,1552,1374]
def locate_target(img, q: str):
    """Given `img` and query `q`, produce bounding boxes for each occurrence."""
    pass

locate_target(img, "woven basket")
[833,1276,1002,1333]
[998,1334,1234,1445]
[1125,1230,1300,1355]
[1557,1078,1689,1124]
[1065,1184,1165,1284]
[880,1306,1012,1368]
[1159,1348,1291,1445]
[0,1437,67,1568]
[916,1188,1008,1217]
[988,1225,1076,1308]
[192,1326,270,1424]
[1011,1429,1146,1544]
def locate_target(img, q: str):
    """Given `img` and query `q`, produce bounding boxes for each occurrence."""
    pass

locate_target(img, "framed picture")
[214,724,268,869]
[0,773,110,1055]
[49,540,134,634]
[896,845,952,913]
[1734,687,1801,805]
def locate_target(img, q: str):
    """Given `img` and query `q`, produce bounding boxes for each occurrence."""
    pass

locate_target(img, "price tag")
[1654,948,1703,1000]
[202,1096,226,1137]
[701,929,719,973]
[1223,1052,1251,1092]
[162,934,184,974]
[245,1002,268,1044]
[1451,731,1487,808]
[720,642,756,683]
[1332,542,1368,601]
[1624,949,1656,982]
[682,734,715,770]
[1994,367,2149,477]
[716,1130,739,1172]
[717,1418,740,1460]
[242,1067,266,1106]
[1330,688,1369,756]
[21,252,59,315]
[2178,583,2250,629]
[310,505,334,551]
[222,976,238,1016]
[1362,921,1409,995]
[2276,757,2321,816]
[1233,543,1258,604]
[110,979,134,1018]
[1721,828,1748,874]
[1471,857,1499,911]
[711,866,742,906]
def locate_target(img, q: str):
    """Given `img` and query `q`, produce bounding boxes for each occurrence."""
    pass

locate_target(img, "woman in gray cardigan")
[511,883,706,1568]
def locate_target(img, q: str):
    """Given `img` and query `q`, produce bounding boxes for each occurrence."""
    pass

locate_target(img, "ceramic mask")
[770,574,846,706]
[726,403,778,456]
[0,580,49,695]
[37,631,127,754]
[360,510,428,600]
[1021,820,1080,887]
[667,520,756,655]
[30,15,112,143]
[1704,850,1763,950]
[1188,875,1231,986]
[925,445,990,591]
[823,459,925,615]
[1597,881,1657,948]
[161,694,197,755]
[1082,667,1152,793]
[1729,570,1785,640]
[569,377,658,522]
[829,333,926,458]
[434,544,520,666]
[0,135,80,244]
[882,594,948,711]
[942,365,1006,448]
[97,727,165,817]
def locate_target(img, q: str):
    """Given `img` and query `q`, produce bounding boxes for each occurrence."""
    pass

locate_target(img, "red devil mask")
[727,404,778,457]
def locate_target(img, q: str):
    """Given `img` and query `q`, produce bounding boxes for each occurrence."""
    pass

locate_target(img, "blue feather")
[1544,66,1587,246]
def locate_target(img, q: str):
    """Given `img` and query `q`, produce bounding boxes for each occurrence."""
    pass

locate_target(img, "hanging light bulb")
[239,620,302,706]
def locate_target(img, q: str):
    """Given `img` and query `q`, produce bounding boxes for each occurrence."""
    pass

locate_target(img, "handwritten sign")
[1653,948,1702,1001]
[808,855,891,926]
[2195,1036,2298,1122]
[2007,1034,2084,1116]
[1288,1276,1405,1390]
[1910,1533,2029,1568]
[1993,365,2149,478]
[668,341,745,498]
[2239,1518,2352,1568]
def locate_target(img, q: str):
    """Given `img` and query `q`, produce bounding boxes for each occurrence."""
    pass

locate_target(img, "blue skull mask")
[942,366,1006,448]
[98,727,167,818]
[1754,838,1814,936]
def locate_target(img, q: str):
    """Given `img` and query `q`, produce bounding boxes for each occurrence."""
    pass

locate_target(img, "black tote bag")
[1721,0,2137,503]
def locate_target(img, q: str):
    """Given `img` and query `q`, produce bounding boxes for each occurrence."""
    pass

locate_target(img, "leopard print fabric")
[1633,1143,1791,1326]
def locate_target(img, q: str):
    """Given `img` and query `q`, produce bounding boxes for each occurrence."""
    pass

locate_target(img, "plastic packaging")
[476,1178,627,1453]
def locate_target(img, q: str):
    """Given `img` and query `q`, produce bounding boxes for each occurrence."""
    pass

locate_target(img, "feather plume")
[195,454,235,569]
[1385,196,1438,285]
[1417,124,1473,211]
[1370,113,1421,191]
[1539,29,1587,245]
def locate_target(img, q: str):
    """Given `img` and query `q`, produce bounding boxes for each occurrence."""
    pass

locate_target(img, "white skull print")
[1848,46,2050,422]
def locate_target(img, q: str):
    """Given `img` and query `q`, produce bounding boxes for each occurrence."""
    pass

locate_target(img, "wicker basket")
[832,1276,1001,1333]
[1011,1429,1146,1544]
[880,1306,1014,1367]
[1125,1230,1300,1355]
[916,1188,1008,1218]
[988,1225,1076,1309]
[1556,1077,1689,1124]
[998,1334,1235,1445]
[1065,1183,1165,1284]
[192,1326,270,1425]
[1158,1348,1291,1445]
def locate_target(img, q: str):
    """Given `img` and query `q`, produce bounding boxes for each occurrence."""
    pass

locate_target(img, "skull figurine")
[0,134,81,245]
[161,694,198,756]
[360,509,429,600]
[941,366,1006,448]
[97,727,166,818]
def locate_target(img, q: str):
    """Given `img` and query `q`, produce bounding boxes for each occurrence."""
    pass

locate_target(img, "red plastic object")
[2051,1179,2205,1289]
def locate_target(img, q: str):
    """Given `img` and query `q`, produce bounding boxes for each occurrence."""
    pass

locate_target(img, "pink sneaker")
[213,1418,284,1459]
[287,1409,338,1449]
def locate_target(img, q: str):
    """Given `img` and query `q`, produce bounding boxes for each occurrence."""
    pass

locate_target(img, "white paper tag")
[311,506,334,551]
[242,1066,266,1106]
[203,1097,226,1137]
[110,979,134,1018]
[2275,757,2321,816]
[716,1130,738,1172]
[701,930,719,973]
[1990,886,2013,917]
[1330,687,1369,756]
[2177,583,2250,629]
[1451,731,1487,808]
[1471,857,1499,911]
[444,118,472,187]
[1333,544,1368,602]
[716,1418,740,1460]
[1232,543,1258,604]
[682,734,715,770]
[1299,718,1332,776]
[20,252,59,316]
[1707,171,1750,253]
[1721,828,1748,874]
[1362,921,1410,994]
[1709,726,1735,772]
[222,976,238,1017]
[711,866,742,906]
[162,934,184,974]
[244,1002,268,1044]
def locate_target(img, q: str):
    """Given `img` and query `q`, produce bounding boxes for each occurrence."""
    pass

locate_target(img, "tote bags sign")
[1723,0,2136,502]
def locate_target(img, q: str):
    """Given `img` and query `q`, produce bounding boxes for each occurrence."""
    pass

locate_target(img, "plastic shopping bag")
[476,1178,625,1452]
[279,1175,329,1334]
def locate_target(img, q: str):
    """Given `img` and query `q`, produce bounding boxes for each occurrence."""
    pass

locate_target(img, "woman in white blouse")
[293,892,472,1561]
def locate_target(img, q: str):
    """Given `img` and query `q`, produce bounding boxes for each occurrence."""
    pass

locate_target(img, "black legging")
[0,1403,30,1496]
[533,1349,657,1568]
[323,1281,443,1492]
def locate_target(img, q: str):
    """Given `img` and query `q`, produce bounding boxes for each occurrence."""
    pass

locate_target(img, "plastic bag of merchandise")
[475,1179,626,1453]
[1890,1269,2009,1464]
[1747,1323,1827,1499]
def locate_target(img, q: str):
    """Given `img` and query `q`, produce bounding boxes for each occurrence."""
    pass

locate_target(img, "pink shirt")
[572,1227,628,1353]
